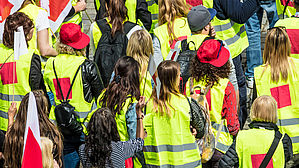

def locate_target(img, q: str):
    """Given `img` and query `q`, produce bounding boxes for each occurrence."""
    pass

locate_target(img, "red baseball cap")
[60,23,90,49]
[197,39,230,67]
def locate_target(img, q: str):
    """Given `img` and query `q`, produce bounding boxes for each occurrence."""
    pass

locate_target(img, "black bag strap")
[180,39,188,52]
[259,130,283,168]
[123,21,138,34]
[96,19,111,35]
[53,60,82,101]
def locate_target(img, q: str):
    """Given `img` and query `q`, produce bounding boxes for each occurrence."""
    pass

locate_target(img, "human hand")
[191,126,197,136]
[136,96,146,117]
[8,102,17,120]
[74,0,86,13]
[209,26,216,37]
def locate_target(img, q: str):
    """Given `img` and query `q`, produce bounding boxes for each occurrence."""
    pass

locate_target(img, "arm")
[214,0,260,24]
[153,35,164,63]
[136,0,152,31]
[7,103,17,131]
[73,0,86,14]
[29,54,46,92]
[189,98,206,139]
[221,82,240,136]
[37,29,58,57]
[135,96,145,139]
[126,103,137,139]
[219,140,239,168]
[282,133,293,163]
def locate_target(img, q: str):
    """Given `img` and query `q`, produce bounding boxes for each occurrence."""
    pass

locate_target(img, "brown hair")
[126,30,153,79]
[56,40,86,56]
[3,12,34,48]
[4,90,63,168]
[104,0,128,37]
[250,95,278,123]
[190,56,231,87]
[158,0,190,44]
[263,27,292,83]
[152,60,180,116]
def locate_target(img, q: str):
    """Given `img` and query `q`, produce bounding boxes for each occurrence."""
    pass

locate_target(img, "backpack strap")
[180,39,188,52]
[53,61,82,101]
[96,19,111,35]
[123,21,138,34]
[259,130,283,168]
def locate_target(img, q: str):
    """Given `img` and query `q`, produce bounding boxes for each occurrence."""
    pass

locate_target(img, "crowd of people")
[0,0,298,167]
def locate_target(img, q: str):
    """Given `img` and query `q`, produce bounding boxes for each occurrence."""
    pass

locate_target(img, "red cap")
[197,39,230,67]
[59,23,90,49]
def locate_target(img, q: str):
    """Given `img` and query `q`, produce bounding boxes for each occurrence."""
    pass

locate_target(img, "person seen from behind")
[253,27,299,158]
[143,60,204,167]
[3,90,63,168]
[219,95,293,167]
[185,39,239,167]
[41,137,60,168]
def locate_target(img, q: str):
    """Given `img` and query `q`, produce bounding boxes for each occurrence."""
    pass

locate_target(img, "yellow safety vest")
[19,4,53,69]
[92,22,101,51]
[140,71,153,102]
[236,128,285,168]
[185,34,209,50]
[43,54,97,134]
[276,0,296,19]
[146,0,159,33]
[0,44,35,131]
[144,94,202,167]
[254,58,299,154]
[153,17,191,59]
[202,0,249,58]
[185,78,233,153]
[275,17,299,59]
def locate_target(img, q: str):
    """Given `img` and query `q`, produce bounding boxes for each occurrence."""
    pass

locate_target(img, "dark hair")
[3,12,34,48]
[190,57,231,87]
[104,0,128,37]
[99,56,141,116]
[4,90,63,168]
[294,0,299,9]
[85,108,120,167]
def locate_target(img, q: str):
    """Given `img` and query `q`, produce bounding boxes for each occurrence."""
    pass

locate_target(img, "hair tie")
[115,75,121,84]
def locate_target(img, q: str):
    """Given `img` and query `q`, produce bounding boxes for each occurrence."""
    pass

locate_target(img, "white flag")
[14,26,28,60]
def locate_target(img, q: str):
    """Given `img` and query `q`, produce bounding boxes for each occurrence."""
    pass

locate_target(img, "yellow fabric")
[186,34,209,50]
[146,0,159,33]
[185,78,233,153]
[140,71,153,102]
[236,129,285,168]
[43,54,97,134]
[154,17,191,59]
[276,0,296,19]
[0,44,35,131]
[202,0,249,58]
[126,0,137,23]
[144,94,201,167]
[254,58,299,154]
[92,22,102,51]
[275,18,299,59]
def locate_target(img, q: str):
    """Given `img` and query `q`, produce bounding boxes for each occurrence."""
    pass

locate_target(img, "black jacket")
[29,54,47,92]
[94,0,152,31]
[219,121,293,168]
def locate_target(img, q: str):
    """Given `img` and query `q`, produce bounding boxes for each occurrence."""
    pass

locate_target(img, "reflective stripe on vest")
[236,129,285,168]
[275,18,299,59]
[276,0,296,19]
[146,0,159,33]
[0,44,34,131]
[154,17,191,59]
[254,58,299,154]
[44,54,96,134]
[202,0,248,58]
[144,94,201,167]
[185,78,233,153]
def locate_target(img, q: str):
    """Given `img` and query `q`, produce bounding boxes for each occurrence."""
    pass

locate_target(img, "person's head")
[57,23,90,56]
[158,0,190,43]
[187,6,216,34]
[250,95,278,123]
[4,90,63,168]
[263,27,291,82]
[104,0,128,37]
[127,30,153,79]
[190,39,231,87]
[85,108,120,167]
[99,56,141,116]
[3,12,34,49]
[294,0,299,11]
[41,137,54,168]
[152,60,180,116]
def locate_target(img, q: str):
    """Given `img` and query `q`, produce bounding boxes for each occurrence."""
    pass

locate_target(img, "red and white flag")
[40,0,72,32]
[21,92,43,168]
[148,54,163,99]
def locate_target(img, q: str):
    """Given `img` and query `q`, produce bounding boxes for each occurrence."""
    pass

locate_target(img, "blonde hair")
[56,40,86,56]
[158,0,190,44]
[127,30,153,79]
[41,137,54,168]
[263,27,291,83]
[250,95,278,123]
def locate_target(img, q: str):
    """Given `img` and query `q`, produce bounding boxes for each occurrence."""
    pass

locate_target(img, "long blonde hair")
[263,27,292,83]
[158,0,190,44]
[250,95,278,123]
[152,60,180,116]
[127,30,153,79]
[41,137,54,168]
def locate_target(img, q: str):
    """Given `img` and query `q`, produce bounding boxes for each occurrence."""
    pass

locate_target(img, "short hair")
[294,0,299,10]
[250,95,278,123]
